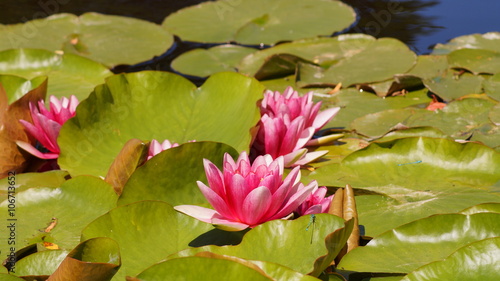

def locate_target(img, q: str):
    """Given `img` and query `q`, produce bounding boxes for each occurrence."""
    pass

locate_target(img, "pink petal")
[302,205,323,215]
[197,181,235,220]
[16,141,59,159]
[294,127,315,151]
[174,205,218,224]
[203,159,225,197]
[263,166,301,217]
[241,186,272,225]
[283,148,308,167]
[312,107,340,130]
[268,180,317,220]
[292,150,328,166]
[210,215,250,231]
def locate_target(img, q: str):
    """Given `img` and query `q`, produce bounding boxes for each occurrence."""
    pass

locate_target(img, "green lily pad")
[0,49,112,100]
[0,176,117,256]
[171,45,256,77]
[49,237,120,281]
[297,38,416,87]
[432,32,500,55]
[0,74,46,103]
[351,97,497,139]
[311,137,500,188]
[162,0,355,45]
[305,137,500,236]
[171,214,353,276]
[448,48,500,75]
[401,237,500,281]
[355,188,500,238]
[322,88,431,129]
[0,170,69,200]
[405,55,449,80]
[483,73,500,100]
[406,98,496,138]
[135,256,273,281]
[118,142,238,206]
[81,200,214,281]
[350,108,418,138]
[423,72,484,101]
[58,71,264,177]
[460,202,500,215]
[0,274,25,280]
[0,13,173,68]
[338,213,500,273]
[14,249,69,276]
[375,127,451,143]
[489,103,500,125]
[238,35,376,77]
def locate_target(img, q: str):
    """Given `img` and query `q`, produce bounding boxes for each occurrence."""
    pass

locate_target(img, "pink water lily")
[17,95,79,159]
[147,139,196,160]
[175,152,317,231]
[295,186,333,216]
[147,139,180,160]
[251,87,340,166]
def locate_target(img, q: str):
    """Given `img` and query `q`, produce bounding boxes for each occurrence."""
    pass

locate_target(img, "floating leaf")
[338,213,500,273]
[423,72,484,101]
[401,237,500,281]
[0,74,46,103]
[0,176,117,255]
[432,32,500,55]
[238,35,376,77]
[48,237,120,281]
[448,48,500,75]
[58,71,264,177]
[483,73,500,100]
[405,55,448,80]
[460,202,500,215]
[81,201,214,281]
[406,98,496,138]
[0,274,25,280]
[134,256,273,281]
[0,49,112,100]
[171,214,353,276]
[14,250,69,276]
[118,142,238,206]
[298,38,416,87]
[162,0,355,45]
[306,137,500,236]
[0,170,69,200]
[321,88,430,129]
[171,45,256,77]
[0,13,173,68]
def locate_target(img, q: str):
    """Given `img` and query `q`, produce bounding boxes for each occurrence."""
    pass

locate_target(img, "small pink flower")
[17,95,79,159]
[147,139,196,160]
[147,139,180,160]
[175,152,317,231]
[251,87,340,166]
[295,186,333,216]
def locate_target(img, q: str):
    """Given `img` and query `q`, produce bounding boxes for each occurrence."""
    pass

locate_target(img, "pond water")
[1,0,498,75]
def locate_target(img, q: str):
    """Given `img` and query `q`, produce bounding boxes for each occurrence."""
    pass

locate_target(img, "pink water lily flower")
[147,139,196,160]
[295,186,333,216]
[147,139,180,160]
[251,87,340,166]
[17,95,79,159]
[175,152,318,231]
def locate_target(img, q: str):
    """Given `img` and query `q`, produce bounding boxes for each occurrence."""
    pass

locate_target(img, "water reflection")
[341,0,442,53]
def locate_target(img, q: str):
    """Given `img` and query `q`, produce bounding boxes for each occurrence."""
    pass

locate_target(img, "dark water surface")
[0,0,498,76]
